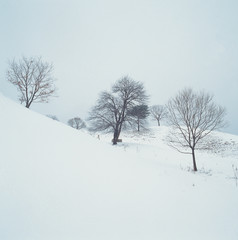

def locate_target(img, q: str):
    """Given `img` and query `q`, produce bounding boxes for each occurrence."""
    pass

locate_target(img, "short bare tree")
[166,88,226,171]
[88,76,148,144]
[6,56,56,108]
[127,104,150,132]
[68,117,86,130]
[150,105,167,126]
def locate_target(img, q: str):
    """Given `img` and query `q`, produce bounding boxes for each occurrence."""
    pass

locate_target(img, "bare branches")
[6,56,57,108]
[88,76,148,144]
[166,88,226,171]
[150,105,167,126]
[127,105,150,132]
[68,117,86,130]
[112,76,148,107]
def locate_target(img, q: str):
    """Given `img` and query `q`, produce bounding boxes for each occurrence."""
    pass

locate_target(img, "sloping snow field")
[0,93,238,240]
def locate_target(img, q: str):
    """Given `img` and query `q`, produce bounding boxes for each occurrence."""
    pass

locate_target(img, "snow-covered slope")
[0,93,238,240]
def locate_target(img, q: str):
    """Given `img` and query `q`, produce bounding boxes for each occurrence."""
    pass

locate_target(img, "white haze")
[0,0,238,134]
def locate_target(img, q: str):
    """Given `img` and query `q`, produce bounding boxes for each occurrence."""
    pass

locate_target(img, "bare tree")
[128,104,150,131]
[150,105,167,126]
[6,56,56,108]
[88,76,148,144]
[68,117,86,130]
[166,88,226,171]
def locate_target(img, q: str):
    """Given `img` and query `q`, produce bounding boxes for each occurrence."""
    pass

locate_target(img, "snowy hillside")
[0,93,238,240]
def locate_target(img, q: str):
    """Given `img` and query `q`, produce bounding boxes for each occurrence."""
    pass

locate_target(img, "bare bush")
[47,115,59,121]
[68,117,86,130]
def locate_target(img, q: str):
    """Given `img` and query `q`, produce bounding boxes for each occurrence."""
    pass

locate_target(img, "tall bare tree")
[88,76,148,144]
[150,105,167,126]
[166,88,226,171]
[68,117,86,130]
[6,56,56,108]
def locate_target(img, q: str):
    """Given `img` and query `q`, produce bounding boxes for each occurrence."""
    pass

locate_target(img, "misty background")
[0,0,238,134]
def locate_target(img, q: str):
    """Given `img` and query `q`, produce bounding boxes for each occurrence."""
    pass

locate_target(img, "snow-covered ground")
[0,93,238,240]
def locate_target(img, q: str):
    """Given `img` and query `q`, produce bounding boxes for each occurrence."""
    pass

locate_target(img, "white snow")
[0,93,238,240]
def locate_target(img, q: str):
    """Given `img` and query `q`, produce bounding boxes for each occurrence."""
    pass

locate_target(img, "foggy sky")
[1,0,238,134]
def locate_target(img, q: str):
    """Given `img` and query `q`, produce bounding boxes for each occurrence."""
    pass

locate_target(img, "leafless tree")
[88,76,148,144]
[6,56,56,108]
[150,105,167,126]
[68,117,86,130]
[166,88,226,171]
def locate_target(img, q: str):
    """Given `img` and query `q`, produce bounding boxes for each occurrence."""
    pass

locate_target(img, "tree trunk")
[192,148,197,171]
[157,120,160,126]
[112,125,121,145]
[112,130,118,145]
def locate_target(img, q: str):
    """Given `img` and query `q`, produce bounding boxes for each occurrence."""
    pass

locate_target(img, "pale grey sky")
[1,0,238,134]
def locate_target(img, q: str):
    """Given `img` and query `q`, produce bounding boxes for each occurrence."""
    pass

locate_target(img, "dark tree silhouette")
[88,76,148,144]
[128,105,150,131]
[68,117,86,130]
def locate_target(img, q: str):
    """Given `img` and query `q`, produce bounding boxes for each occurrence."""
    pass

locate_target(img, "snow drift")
[0,93,238,240]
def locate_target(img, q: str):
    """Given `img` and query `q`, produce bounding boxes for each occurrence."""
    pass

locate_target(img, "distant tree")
[150,105,167,126]
[88,76,148,144]
[6,56,56,108]
[68,117,86,130]
[47,115,59,121]
[166,88,226,171]
[128,104,150,131]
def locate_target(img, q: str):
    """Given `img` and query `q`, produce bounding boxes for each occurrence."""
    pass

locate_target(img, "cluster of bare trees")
[88,76,149,144]
[6,56,227,172]
[87,77,170,137]
[88,80,226,171]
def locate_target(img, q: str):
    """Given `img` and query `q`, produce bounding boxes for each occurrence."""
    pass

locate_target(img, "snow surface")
[0,93,238,240]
